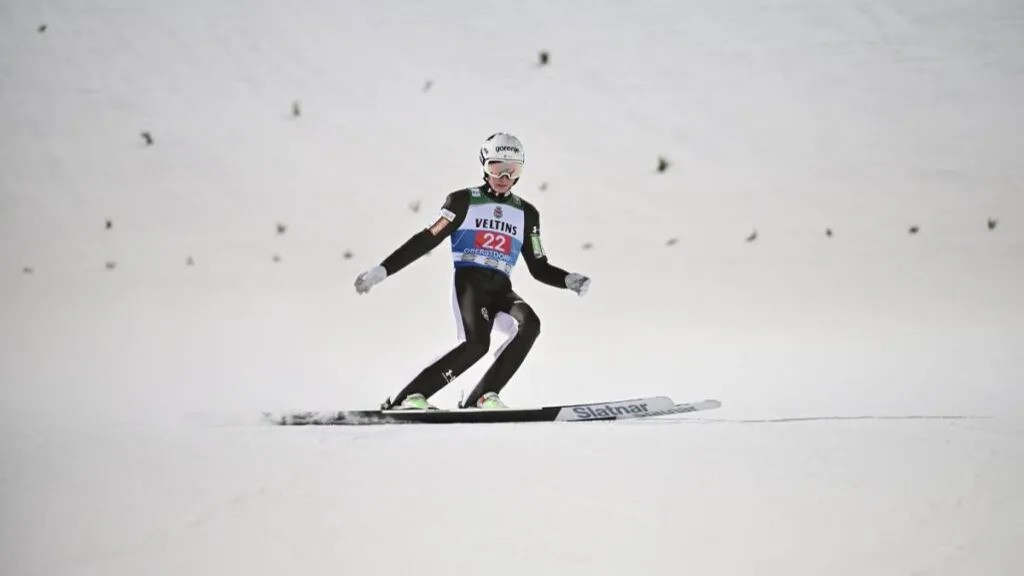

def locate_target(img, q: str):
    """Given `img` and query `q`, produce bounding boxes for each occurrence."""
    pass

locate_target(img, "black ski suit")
[378,183,571,407]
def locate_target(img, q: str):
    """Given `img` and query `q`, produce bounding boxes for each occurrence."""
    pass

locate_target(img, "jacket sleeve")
[521,202,570,289]
[379,191,469,275]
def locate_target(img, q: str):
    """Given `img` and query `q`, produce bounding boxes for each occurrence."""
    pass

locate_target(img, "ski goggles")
[484,160,524,180]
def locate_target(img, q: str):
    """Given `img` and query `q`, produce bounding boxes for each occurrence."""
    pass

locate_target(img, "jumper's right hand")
[565,273,591,297]
[354,266,387,295]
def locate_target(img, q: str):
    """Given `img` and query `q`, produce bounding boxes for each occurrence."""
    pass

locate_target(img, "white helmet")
[479,132,525,165]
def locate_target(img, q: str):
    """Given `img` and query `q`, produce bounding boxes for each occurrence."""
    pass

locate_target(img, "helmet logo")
[495,146,520,153]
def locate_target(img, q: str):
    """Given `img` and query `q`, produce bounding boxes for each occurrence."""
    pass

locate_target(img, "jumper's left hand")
[565,273,591,297]
[355,265,388,295]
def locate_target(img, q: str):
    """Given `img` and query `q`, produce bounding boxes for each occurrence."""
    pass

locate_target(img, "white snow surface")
[1,0,1023,574]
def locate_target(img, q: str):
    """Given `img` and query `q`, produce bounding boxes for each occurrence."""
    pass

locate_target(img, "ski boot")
[383,393,437,411]
[476,391,508,409]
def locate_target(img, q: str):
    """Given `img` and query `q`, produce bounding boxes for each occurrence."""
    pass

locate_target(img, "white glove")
[565,273,591,297]
[354,265,388,295]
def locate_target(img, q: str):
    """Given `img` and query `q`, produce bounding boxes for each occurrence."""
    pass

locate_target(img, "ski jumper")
[379,183,570,406]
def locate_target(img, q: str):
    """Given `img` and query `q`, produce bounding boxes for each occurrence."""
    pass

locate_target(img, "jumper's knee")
[459,338,490,363]
[517,310,541,341]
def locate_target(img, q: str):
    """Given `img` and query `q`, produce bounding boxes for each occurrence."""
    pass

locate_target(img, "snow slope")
[1,0,1022,574]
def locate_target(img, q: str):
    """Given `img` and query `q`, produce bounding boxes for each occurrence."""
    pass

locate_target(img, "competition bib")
[449,189,526,275]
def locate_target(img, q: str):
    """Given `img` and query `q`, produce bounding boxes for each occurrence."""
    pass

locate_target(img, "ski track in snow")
[687,415,990,424]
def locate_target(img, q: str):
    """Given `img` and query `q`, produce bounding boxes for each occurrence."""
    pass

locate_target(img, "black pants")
[392,266,541,407]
